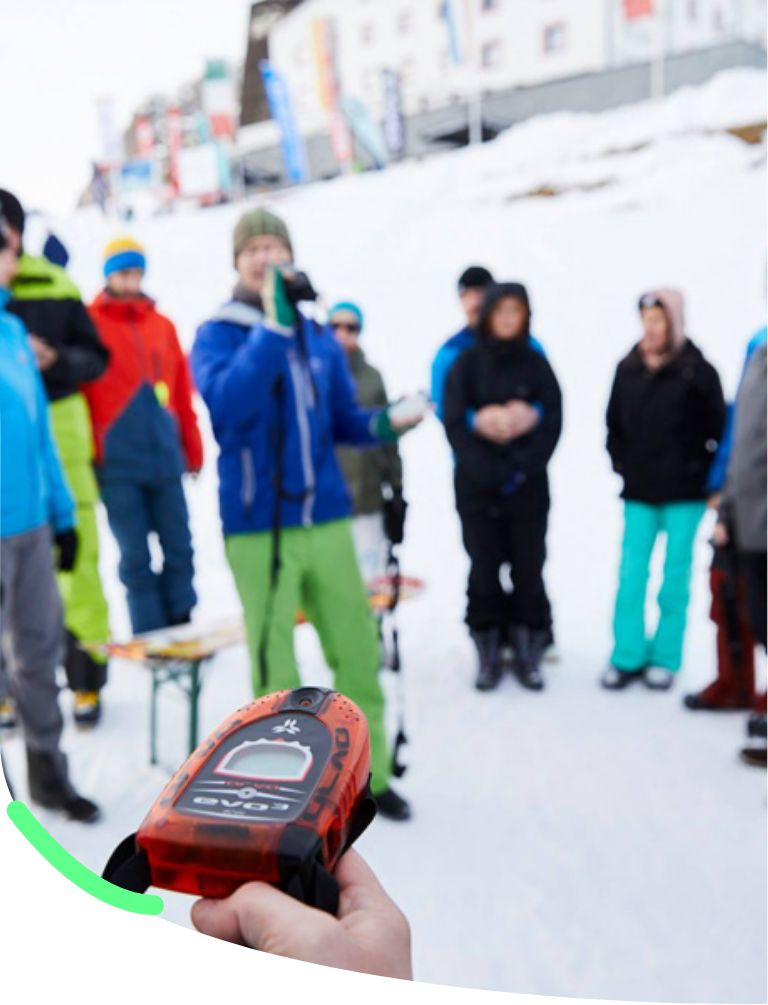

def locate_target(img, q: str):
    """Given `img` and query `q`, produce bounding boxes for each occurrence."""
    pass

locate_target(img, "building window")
[397,10,411,35]
[712,7,725,31]
[361,22,374,44]
[480,40,502,68]
[687,0,697,19]
[481,0,499,11]
[543,23,566,54]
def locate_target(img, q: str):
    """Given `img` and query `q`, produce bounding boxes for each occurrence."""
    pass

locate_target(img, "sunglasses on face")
[331,321,361,334]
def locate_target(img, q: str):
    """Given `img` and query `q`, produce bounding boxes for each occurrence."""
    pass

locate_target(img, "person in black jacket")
[603,289,726,692]
[445,283,562,692]
[0,189,111,728]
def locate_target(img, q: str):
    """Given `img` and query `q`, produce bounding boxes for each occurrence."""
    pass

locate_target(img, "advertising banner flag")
[259,60,309,184]
[310,18,354,168]
[341,96,388,168]
[381,69,405,159]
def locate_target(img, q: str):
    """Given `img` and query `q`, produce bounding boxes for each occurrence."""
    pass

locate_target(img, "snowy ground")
[3,70,767,1001]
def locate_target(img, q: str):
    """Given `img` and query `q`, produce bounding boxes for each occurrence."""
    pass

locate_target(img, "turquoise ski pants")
[612,500,706,673]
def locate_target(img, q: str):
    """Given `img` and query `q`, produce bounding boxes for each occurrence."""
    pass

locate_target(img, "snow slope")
[3,69,767,1001]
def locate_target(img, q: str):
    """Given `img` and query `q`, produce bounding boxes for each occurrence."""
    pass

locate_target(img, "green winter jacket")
[336,349,402,515]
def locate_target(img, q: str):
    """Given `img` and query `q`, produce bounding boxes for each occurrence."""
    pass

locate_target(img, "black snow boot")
[471,628,503,692]
[510,626,548,691]
[26,749,101,824]
[375,787,412,822]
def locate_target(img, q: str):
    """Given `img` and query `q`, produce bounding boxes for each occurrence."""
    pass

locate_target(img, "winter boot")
[471,628,503,692]
[747,713,767,740]
[600,666,643,690]
[73,691,102,727]
[510,626,547,691]
[26,749,101,824]
[739,747,767,768]
[375,787,412,822]
[683,690,751,711]
[643,667,675,691]
[0,698,18,730]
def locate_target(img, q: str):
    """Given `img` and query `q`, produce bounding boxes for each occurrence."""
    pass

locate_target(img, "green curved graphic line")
[6,800,164,916]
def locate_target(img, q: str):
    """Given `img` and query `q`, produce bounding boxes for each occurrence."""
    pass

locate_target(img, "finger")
[233,880,330,948]
[191,896,247,946]
[335,850,397,916]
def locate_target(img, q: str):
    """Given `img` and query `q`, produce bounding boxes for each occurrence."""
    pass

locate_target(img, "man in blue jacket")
[0,219,99,822]
[191,208,419,821]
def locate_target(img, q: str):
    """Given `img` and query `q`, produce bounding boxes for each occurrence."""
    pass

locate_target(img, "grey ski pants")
[0,526,65,754]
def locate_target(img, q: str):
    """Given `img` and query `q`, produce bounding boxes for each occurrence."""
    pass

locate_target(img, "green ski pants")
[226,519,391,794]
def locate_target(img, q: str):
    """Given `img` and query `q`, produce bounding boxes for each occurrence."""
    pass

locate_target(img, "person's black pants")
[460,510,551,632]
[741,551,767,651]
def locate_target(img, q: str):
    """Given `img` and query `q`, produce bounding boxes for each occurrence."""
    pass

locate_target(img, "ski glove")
[282,270,318,305]
[383,489,408,546]
[55,528,79,573]
[262,267,298,331]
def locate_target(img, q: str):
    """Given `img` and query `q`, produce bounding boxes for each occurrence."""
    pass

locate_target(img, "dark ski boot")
[376,787,412,822]
[510,626,548,691]
[0,698,18,730]
[643,666,675,690]
[73,691,102,727]
[471,628,503,692]
[27,749,101,824]
[601,666,643,690]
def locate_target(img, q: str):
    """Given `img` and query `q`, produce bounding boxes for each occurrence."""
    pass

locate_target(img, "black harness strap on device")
[102,834,151,894]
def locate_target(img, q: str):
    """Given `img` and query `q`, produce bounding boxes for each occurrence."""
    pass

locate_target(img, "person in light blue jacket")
[0,221,99,822]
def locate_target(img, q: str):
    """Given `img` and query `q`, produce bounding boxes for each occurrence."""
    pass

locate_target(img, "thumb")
[193,881,327,951]
[191,895,247,946]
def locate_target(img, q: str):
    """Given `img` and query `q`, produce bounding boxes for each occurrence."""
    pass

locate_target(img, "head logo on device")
[103,688,376,914]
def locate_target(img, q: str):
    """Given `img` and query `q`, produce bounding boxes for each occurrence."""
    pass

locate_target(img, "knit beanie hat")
[233,207,293,263]
[103,236,146,277]
[329,301,364,332]
[458,265,494,292]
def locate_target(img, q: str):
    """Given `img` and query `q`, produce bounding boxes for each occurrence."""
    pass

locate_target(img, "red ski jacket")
[85,292,203,480]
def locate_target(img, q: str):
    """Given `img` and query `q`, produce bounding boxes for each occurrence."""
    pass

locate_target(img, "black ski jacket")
[444,335,563,517]
[9,255,108,402]
[606,339,725,504]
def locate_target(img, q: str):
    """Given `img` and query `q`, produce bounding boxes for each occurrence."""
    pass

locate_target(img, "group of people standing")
[430,265,765,765]
[0,192,765,830]
[0,196,419,823]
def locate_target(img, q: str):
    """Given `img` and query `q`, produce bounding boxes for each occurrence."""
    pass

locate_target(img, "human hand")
[707,493,722,511]
[280,268,318,305]
[712,522,729,548]
[54,528,79,573]
[503,401,539,439]
[191,850,413,980]
[474,405,514,445]
[29,334,59,371]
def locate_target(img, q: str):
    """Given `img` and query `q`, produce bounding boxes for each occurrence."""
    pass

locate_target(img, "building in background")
[82,0,766,207]
[238,0,765,181]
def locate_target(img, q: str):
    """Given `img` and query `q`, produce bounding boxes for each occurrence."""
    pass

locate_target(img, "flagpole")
[650,0,665,101]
